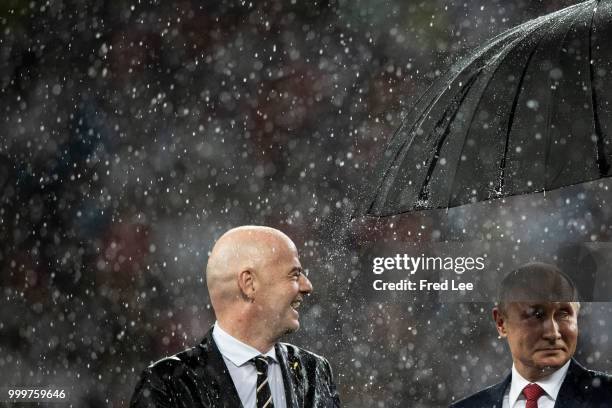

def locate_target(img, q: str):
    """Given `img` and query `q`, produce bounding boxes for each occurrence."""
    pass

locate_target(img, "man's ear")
[238,268,255,301]
[493,307,507,338]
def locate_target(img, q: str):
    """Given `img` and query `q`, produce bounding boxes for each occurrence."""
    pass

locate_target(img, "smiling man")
[131,226,340,408]
[451,262,612,408]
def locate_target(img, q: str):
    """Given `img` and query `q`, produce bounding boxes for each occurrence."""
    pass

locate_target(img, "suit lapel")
[492,373,512,408]
[200,330,244,408]
[554,359,588,408]
[276,343,302,408]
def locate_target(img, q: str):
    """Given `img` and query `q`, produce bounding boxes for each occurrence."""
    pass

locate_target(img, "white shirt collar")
[508,360,571,407]
[212,322,278,367]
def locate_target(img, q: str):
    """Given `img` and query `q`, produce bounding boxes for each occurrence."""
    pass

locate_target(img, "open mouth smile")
[290,299,302,310]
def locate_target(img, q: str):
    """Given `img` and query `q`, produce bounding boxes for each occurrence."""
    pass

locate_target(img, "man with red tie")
[450,262,612,408]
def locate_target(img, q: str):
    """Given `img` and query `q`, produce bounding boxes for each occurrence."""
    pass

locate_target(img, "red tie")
[522,383,545,408]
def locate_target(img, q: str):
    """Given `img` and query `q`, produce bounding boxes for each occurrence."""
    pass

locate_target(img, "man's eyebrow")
[290,266,303,274]
[557,302,574,308]
[523,303,545,309]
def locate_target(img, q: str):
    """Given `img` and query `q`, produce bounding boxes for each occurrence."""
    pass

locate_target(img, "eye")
[525,308,545,319]
[557,309,572,319]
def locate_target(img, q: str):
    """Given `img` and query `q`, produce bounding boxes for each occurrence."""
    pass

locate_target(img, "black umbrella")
[360,0,612,216]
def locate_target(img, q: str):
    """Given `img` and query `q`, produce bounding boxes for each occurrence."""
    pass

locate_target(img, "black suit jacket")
[130,329,340,408]
[450,359,612,408]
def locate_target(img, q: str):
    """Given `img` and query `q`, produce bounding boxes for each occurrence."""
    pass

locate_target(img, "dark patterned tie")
[522,383,545,408]
[252,356,274,408]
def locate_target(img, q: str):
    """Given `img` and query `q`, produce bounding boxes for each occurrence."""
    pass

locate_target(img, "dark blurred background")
[2,0,611,406]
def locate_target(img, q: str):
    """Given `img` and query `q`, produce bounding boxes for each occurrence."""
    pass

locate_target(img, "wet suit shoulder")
[449,374,509,408]
[130,329,341,408]
[129,328,241,408]
[278,341,341,408]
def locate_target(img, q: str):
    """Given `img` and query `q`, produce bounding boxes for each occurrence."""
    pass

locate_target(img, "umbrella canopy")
[361,0,612,216]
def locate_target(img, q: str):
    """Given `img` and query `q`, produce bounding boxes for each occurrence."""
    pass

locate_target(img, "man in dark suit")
[451,262,612,408]
[130,226,340,407]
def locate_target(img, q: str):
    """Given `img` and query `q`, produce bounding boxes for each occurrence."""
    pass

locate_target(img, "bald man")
[130,226,340,408]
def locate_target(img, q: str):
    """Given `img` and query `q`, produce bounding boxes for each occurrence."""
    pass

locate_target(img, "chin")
[282,327,298,336]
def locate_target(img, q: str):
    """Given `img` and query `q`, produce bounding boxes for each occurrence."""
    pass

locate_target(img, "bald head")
[206,226,297,310]
[205,225,312,350]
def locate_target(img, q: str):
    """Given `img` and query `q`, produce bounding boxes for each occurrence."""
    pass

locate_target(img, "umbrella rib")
[443,24,551,209]
[370,80,466,213]
[496,45,539,194]
[546,2,603,188]
[416,71,482,204]
[367,82,444,214]
[367,115,418,214]
[588,1,610,177]
[543,11,584,190]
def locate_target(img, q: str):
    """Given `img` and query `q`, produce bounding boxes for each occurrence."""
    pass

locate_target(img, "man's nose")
[299,274,313,294]
[542,317,562,341]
